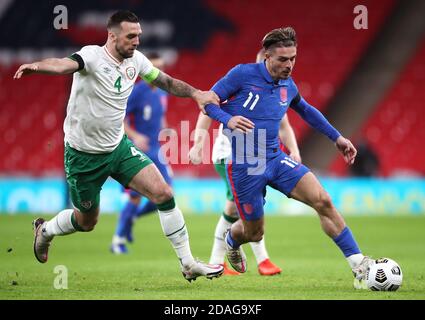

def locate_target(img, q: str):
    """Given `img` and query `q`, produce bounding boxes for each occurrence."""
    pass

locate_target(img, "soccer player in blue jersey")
[204,27,374,289]
[111,52,174,254]
[189,49,300,276]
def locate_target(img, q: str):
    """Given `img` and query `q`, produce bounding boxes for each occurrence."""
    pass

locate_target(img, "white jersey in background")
[64,45,156,153]
[212,123,232,163]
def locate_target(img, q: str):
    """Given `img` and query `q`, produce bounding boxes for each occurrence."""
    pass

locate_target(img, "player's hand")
[188,145,203,165]
[133,133,150,152]
[335,136,357,165]
[227,116,255,133]
[289,151,302,163]
[193,90,220,114]
[13,63,39,79]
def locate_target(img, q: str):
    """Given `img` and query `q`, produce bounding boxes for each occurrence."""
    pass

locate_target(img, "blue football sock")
[135,201,157,218]
[333,226,361,257]
[115,202,138,237]
[225,231,240,249]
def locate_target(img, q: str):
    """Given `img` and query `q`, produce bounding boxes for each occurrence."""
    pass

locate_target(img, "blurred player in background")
[204,27,375,289]
[189,49,301,276]
[14,10,223,281]
[111,52,174,254]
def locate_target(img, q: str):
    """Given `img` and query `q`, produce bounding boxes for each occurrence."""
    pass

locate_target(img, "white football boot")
[32,218,53,263]
[181,260,224,282]
[352,256,375,289]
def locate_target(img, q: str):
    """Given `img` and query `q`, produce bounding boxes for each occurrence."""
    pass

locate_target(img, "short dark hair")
[107,10,139,30]
[262,27,297,50]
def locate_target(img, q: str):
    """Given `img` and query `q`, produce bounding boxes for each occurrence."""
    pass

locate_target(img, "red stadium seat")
[0,0,395,176]
[329,40,425,177]
[165,0,395,176]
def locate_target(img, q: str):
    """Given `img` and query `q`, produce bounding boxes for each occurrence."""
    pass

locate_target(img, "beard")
[116,45,134,59]
[281,69,291,79]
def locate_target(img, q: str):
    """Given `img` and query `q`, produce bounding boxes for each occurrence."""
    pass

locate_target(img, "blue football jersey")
[126,81,168,154]
[211,61,299,162]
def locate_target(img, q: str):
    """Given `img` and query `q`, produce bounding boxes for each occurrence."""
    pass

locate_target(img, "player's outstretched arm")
[13,58,79,79]
[279,114,301,163]
[189,112,213,164]
[290,96,341,141]
[150,70,219,111]
[290,96,357,165]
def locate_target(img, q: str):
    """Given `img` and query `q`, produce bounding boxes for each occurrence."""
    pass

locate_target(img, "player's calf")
[240,218,264,243]
[72,207,100,232]
[245,229,263,243]
[75,214,98,231]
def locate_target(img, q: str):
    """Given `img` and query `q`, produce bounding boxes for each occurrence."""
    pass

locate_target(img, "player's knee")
[314,191,334,212]
[225,201,238,217]
[228,211,239,219]
[151,184,173,204]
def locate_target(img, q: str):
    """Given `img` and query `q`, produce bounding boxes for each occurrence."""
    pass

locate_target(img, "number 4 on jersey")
[131,146,146,161]
[114,76,122,92]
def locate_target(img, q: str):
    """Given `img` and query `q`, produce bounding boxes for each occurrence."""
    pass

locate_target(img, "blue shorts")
[126,149,173,198]
[226,152,309,221]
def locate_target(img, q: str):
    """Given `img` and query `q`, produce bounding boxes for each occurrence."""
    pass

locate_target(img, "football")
[366,258,403,291]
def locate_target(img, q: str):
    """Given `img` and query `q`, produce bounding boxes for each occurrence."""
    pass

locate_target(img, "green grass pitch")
[1,214,425,300]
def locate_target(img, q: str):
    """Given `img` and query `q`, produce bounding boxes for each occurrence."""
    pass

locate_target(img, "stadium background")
[0,0,423,216]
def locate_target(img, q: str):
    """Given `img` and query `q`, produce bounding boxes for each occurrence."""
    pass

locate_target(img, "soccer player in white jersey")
[189,49,301,276]
[13,10,224,282]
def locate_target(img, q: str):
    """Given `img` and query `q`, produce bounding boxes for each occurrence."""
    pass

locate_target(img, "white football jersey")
[212,123,232,163]
[64,45,156,153]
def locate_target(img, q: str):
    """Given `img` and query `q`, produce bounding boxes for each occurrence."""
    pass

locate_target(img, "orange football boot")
[223,262,240,276]
[258,259,282,276]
